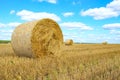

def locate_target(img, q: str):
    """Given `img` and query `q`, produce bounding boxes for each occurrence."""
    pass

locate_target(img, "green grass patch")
[0,40,11,43]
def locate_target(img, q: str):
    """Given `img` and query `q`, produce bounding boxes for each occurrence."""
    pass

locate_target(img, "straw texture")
[11,18,63,58]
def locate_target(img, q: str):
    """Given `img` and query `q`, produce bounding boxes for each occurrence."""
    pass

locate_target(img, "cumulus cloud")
[81,7,118,20]
[107,0,120,12]
[60,22,93,30]
[103,23,120,29]
[7,22,21,27]
[0,22,21,40]
[0,35,11,40]
[62,12,74,17]
[103,23,120,40]
[0,22,21,28]
[0,30,13,33]
[0,23,5,27]
[81,0,120,20]
[38,0,57,4]
[110,30,120,35]
[16,10,61,21]
[10,10,15,14]
[0,32,12,40]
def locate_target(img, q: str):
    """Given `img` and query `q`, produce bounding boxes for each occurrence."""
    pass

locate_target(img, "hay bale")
[65,39,73,45]
[8,42,11,45]
[102,41,108,45]
[11,18,63,58]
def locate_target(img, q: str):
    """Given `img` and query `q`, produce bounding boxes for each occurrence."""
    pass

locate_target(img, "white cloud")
[60,22,93,30]
[62,12,74,17]
[16,10,61,22]
[0,30,13,33]
[48,0,57,4]
[38,0,57,4]
[0,22,21,40]
[0,22,21,28]
[103,23,120,29]
[0,32,12,40]
[0,35,11,40]
[86,34,112,43]
[10,10,15,14]
[0,23,5,27]
[110,30,120,35]
[7,22,21,27]
[81,7,118,20]
[107,0,120,12]
[103,23,120,37]
[81,0,120,20]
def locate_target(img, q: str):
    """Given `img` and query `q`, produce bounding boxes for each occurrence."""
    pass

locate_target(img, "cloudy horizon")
[0,0,120,43]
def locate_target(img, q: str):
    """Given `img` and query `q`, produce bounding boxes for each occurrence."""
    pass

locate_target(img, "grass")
[0,43,120,80]
[0,40,11,44]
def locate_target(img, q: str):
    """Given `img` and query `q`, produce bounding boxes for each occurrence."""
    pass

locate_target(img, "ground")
[0,43,120,80]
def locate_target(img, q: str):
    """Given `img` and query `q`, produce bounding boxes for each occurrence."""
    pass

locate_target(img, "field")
[0,43,120,80]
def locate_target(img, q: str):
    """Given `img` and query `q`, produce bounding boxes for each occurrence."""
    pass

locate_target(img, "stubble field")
[0,43,120,80]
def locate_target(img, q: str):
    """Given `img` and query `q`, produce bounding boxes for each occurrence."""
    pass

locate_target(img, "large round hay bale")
[11,18,63,58]
[65,39,73,45]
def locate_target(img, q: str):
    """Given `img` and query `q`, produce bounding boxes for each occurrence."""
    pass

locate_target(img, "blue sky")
[0,0,120,43]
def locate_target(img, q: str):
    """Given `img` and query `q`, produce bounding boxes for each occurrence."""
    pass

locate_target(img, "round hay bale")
[7,42,11,45]
[11,18,63,58]
[65,39,73,45]
[102,41,108,45]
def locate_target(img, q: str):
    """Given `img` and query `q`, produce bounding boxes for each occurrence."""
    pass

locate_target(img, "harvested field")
[0,43,120,80]
[0,43,15,56]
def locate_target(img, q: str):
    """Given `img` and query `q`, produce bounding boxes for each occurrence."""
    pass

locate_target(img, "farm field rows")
[0,43,120,80]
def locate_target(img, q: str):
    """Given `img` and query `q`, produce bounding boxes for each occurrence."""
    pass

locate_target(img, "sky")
[0,0,120,43]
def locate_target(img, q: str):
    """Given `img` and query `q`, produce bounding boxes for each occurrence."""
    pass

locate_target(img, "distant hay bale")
[8,42,11,46]
[65,39,73,45]
[11,18,63,58]
[8,42,11,45]
[102,41,108,45]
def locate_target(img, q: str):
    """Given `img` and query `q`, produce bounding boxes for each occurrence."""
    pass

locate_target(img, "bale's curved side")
[11,21,37,57]
[11,18,63,58]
